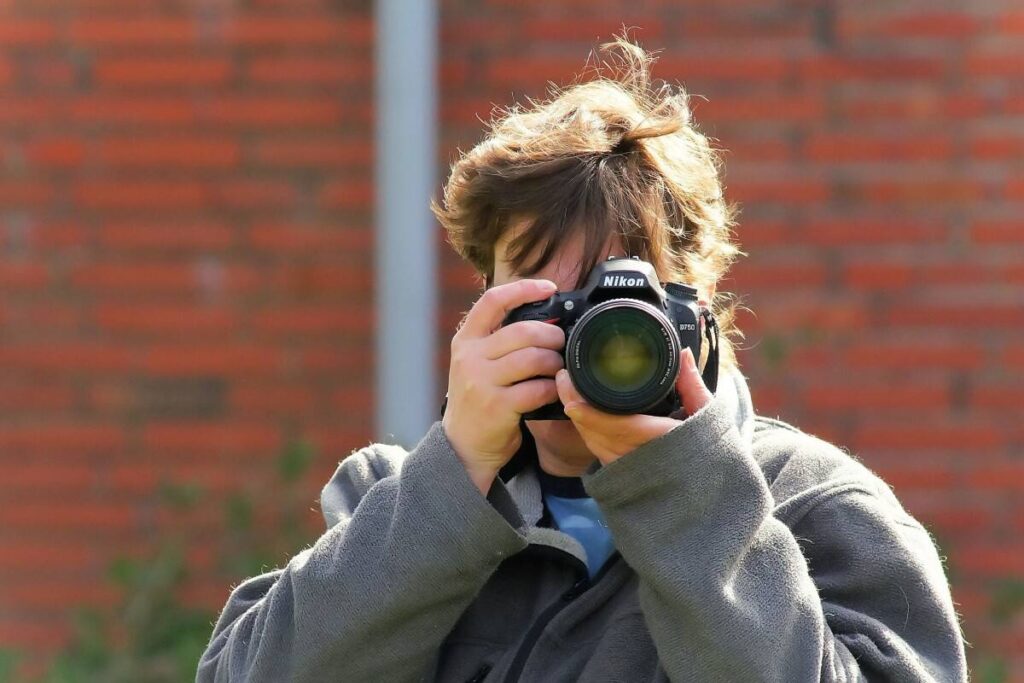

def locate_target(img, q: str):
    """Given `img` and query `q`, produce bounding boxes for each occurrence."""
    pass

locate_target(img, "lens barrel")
[565,299,681,414]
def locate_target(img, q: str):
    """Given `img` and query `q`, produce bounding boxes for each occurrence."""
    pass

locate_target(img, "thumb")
[676,347,714,418]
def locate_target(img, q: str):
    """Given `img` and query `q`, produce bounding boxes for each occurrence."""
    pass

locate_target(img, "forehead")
[494,217,624,287]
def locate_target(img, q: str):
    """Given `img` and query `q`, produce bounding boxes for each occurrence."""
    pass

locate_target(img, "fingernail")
[540,280,557,291]
[556,369,567,383]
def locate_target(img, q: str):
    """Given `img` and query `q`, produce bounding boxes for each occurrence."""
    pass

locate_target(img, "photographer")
[197,36,967,682]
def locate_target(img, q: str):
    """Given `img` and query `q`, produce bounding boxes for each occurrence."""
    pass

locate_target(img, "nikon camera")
[502,256,720,421]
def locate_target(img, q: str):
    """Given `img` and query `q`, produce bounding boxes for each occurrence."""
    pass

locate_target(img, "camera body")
[503,256,711,420]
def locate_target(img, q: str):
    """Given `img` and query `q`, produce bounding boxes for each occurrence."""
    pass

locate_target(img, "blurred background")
[0,0,1021,681]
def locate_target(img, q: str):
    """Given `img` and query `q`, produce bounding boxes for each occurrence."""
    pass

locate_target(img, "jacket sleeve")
[196,422,529,683]
[580,395,968,683]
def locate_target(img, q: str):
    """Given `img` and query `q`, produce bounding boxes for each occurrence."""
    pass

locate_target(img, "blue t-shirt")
[536,466,616,578]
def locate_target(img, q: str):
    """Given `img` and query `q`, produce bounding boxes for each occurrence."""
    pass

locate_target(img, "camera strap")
[700,307,720,395]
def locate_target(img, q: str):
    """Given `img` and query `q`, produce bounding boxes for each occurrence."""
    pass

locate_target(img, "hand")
[442,279,567,494]
[555,347,714,465]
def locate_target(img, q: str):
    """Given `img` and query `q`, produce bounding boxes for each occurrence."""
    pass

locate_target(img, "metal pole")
[374,0,438,446]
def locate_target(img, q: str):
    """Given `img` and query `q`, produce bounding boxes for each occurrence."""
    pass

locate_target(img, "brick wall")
[1,0,1021,677]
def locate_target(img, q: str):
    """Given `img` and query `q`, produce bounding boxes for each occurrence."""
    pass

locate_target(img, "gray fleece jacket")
[197,369,968,682]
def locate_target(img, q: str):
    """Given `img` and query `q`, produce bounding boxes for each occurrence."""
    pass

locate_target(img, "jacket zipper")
[502,550,622,683]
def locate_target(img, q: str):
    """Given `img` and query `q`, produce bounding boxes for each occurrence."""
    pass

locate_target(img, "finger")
[459,279,558,339]
[505,378,559,414]
[554,368,584,407]
[491,347,564,386]
[484,320,565,360]
[677,347,714,417]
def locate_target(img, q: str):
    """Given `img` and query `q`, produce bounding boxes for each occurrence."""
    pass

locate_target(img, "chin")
[526,419,594,464]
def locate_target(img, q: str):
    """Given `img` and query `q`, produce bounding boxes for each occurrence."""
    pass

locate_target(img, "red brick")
[0,501,137,531]
[69,18,195,46]
[97,220,234,251]
[843,262,913,289]
[837,92,987,121]
[269,263,373,297]
[140,344,282,376]
[0,181,55,206]
[143,421,281,454]
[70,262,259,294]
[94,57,233,87]
[872,463,958,490]
[249,222,372,252]
[229,384,317,415]
[728,177,829,203]
[318,179,374,209]
[969,135,1024,160]
[220,17,372,46]
[74,180,209,210]
[96,136,240,168]
[70,96,195,125]
[853,423,1003,451]
[0,619,70,650]
[839,11,980,40]
[95,304,237,335]
[0,263,49,289]
[521,19,663,42]
[0,383,75,411]
[6,579,120,610]
[254,138,370,168]
[887,303,1024,330]
[0,464,97,492]
[845,342,985,370]
[252,305,369,336]
[968,221,1024,245]
[801,219,946,246]
[956,545,1024,578]
[214,179,298,210]
[856,178,984,204]
[0,19,57,45]
[0,97,57,126]
[655,54,791,82]
[197,96,347,127]
[802,382,949,411]
[805,134,953,162]
[797,55,945,81]
[246,57,370,85]
[0,344,135,373]
[966,463,1024,490]
[918,506,994,534]
[22,137,86,168]
[970,384,1024,412]
[966,51,1024,77]
[0,542,95,572]
[693,94,824,124]
[725,262,827,289]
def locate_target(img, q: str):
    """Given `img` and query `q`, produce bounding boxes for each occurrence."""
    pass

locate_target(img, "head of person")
[431,34,745,465]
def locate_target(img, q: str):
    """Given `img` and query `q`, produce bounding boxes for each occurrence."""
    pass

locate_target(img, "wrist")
[442,419,499,496]
[464,465,499,496]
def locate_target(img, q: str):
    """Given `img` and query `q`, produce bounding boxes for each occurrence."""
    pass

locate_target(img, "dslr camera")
[503,256,720,420]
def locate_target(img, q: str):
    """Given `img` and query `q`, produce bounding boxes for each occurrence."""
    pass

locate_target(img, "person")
[197,35,968,682]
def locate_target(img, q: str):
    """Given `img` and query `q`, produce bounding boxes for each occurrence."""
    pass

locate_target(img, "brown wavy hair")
[430,32,746,371]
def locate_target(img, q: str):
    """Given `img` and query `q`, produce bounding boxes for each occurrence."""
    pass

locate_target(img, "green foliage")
[12,439,319,683]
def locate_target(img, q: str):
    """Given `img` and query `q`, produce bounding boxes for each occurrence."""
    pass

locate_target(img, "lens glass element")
[583,311,662,393]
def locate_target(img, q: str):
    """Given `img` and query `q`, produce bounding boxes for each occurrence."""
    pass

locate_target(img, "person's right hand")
[442,279,567,494]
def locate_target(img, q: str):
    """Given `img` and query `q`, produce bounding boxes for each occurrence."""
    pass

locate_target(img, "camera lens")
[566,299,680,414]
[588,319,659,392]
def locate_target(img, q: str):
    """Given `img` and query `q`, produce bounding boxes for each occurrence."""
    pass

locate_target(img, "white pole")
[374,0,438,446]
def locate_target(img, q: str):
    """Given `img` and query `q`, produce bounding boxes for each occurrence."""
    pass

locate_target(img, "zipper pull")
[465,663,491,682]
[562,579,589,601]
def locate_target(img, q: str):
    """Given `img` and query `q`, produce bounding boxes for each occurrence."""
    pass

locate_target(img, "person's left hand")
[555,347,714,465]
